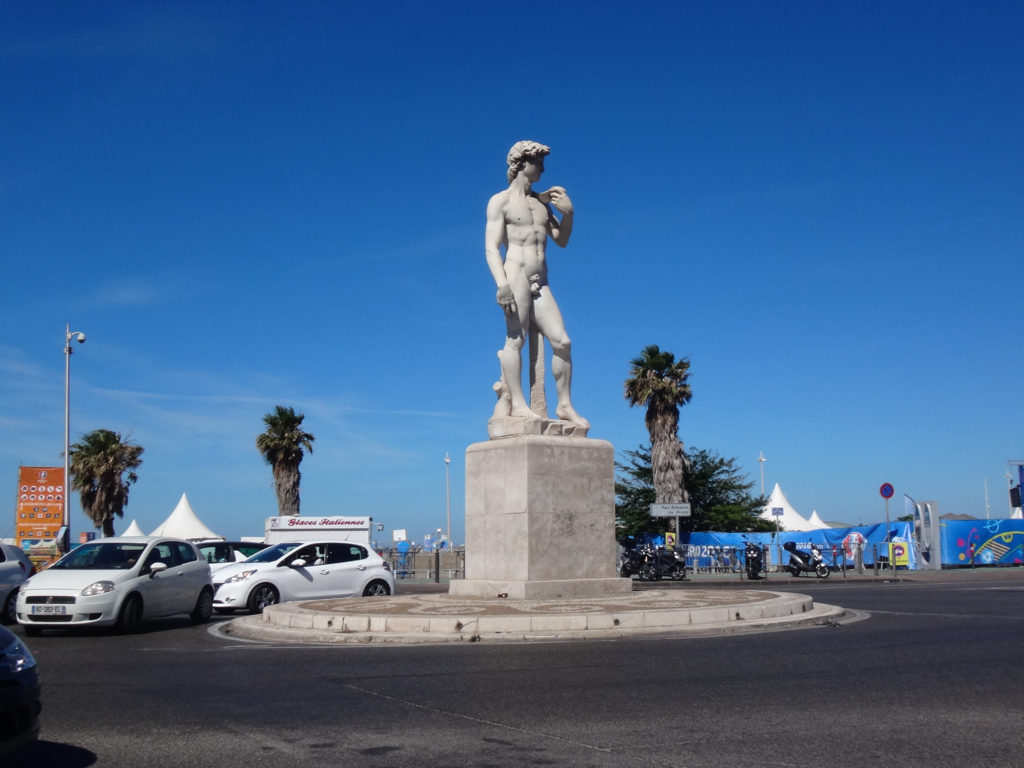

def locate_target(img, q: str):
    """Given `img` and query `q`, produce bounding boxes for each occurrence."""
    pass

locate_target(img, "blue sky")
[2,2,1022,542]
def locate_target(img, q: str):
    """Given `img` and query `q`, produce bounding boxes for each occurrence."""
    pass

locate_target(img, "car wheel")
[117,594,143,634]
[362,580,392,597]
[190,588,214,624]
[247,584,279,614]
[1,588,17,625]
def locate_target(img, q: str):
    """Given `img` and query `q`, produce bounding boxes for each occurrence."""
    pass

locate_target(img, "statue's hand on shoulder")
[496,284,517,314]
[538,186,573,214]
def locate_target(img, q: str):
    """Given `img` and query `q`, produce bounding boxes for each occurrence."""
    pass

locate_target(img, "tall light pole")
[444,452,451,548]
[758,451,766,496]
[64,324,86,546]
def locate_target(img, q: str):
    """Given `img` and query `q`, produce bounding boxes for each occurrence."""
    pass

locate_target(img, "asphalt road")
[7,570,1023,768]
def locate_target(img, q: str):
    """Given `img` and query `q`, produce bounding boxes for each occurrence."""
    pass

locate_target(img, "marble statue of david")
[485,140,589,429]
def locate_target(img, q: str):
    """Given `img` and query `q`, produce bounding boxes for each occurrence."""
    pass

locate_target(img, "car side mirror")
[148,561,167,577]
[289,559,307,568]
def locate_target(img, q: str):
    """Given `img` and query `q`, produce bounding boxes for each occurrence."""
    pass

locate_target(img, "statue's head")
[506,140,551,183]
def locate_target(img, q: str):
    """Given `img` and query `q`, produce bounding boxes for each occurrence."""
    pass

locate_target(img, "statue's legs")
[549,341,589,428]
[532,289,588,428]
[500,335,539,420]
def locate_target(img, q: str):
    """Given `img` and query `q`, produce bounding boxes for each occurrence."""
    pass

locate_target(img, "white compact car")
[212,540,394,614]
[0,544,34,625]
[17,536,213,635]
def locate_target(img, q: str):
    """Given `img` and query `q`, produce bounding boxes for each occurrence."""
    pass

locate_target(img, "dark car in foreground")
[0,625,40,755]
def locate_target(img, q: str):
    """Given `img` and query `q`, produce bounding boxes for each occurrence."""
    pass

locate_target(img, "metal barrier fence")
[678,543,903,577]
[667,544,857,578]
[379,548,465,582]
[382,543,901,584]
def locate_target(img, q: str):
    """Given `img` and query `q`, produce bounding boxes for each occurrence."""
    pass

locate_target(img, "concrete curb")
[219,589,846,645]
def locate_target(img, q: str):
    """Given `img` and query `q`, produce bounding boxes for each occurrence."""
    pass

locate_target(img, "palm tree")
[256,405,315,517]
[69,429,144,537]
[623,345,692,504]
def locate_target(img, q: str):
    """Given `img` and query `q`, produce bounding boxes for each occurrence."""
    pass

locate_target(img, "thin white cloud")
[86,385,462,421]
[0,348,53,381]
[78,279,166,311]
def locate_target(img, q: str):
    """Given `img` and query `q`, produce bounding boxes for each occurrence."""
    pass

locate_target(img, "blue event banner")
[940,518,1024,566]
[677,519,1024,569]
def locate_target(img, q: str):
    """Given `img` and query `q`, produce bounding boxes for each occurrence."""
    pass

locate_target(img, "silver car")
[16,536,213,635]
[0,543,34,625]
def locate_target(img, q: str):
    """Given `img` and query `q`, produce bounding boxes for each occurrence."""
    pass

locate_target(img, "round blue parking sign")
[879,482,895,499]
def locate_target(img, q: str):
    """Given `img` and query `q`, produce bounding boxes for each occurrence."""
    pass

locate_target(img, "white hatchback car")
[16,536,213,635]
[213,540,394,614]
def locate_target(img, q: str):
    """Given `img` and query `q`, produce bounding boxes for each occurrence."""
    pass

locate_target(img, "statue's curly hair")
[506,140,551,183]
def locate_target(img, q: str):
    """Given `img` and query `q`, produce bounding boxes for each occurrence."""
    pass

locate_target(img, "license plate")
[31,605,67,615]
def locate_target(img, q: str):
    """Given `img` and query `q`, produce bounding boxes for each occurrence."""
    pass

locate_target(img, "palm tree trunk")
[648,406,687,504]
[273,464,301,516]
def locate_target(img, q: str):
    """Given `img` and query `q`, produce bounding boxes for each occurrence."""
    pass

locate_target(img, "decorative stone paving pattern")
[298,588,771,618]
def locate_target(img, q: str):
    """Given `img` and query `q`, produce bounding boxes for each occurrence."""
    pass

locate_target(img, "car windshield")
[245,542,301,563]
[51,542,147,570]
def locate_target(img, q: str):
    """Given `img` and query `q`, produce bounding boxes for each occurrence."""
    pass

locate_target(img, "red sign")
[879,483,895,499]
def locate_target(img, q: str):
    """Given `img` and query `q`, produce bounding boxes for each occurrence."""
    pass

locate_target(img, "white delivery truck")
[264,516,372,546]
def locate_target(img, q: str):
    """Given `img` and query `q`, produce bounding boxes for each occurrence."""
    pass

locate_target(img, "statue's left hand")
[539,186,573,214]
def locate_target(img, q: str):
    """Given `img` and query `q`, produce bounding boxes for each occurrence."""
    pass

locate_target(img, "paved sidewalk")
[667,564,1024,586]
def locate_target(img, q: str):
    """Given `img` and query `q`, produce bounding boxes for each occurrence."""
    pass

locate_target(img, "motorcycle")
[783,540,830,578]
[620,544,686,581]
[743,539,764,580]
[641,545,687,581]
[618,546,645,578]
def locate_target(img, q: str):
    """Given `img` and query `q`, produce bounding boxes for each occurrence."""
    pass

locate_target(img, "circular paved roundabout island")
[221,589,844,644]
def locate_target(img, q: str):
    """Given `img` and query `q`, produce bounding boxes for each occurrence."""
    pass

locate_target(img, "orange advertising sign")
[16,466,67,568]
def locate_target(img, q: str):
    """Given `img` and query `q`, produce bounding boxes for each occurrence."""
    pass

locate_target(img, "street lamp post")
[64,324,86,547]
[444,452,451,549]
[758,451,766,496]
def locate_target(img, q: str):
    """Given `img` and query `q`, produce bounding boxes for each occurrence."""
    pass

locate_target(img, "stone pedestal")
[448,435,632,600]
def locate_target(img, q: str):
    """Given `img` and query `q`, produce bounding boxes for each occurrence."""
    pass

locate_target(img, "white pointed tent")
[758,483,816,532]
[149,493,221,541]
[806,509,830,529]
[122,519,146,537]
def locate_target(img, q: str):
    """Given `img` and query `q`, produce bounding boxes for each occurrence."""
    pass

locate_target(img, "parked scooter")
[743,539,764,580]
[783,540,830,578]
